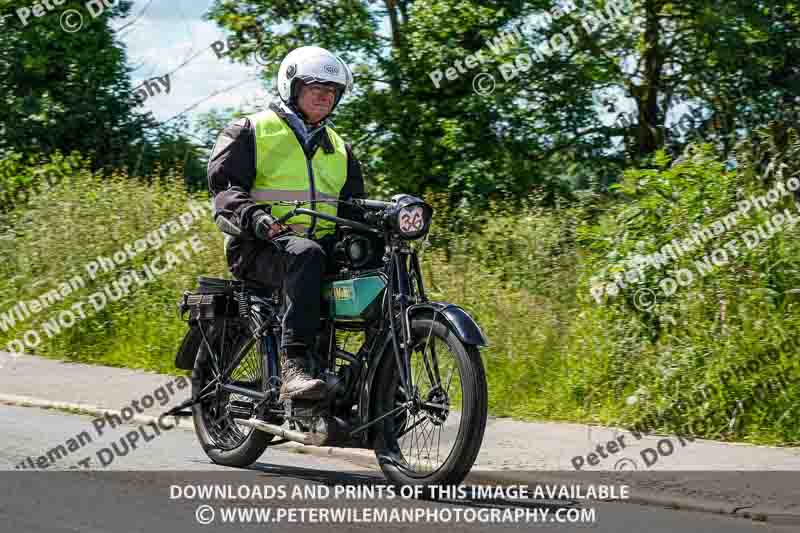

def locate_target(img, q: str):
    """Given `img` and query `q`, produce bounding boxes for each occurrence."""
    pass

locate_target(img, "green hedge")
[1,137,798,445]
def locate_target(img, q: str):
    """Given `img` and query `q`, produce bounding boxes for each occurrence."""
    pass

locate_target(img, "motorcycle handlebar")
[294,208,380,234]
[252,201,386,234]
[353,198,392,210]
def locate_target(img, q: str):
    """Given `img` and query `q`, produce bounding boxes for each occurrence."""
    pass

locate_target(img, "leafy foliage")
[0,153,222,372]
[575,127,800,443]
[202,0,799,205]
[0,1,207,186]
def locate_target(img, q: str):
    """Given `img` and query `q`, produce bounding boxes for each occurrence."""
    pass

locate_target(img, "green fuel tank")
[322,275,386,320]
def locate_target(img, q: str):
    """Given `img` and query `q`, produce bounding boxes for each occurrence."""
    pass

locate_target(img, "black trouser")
[237,233,336,350]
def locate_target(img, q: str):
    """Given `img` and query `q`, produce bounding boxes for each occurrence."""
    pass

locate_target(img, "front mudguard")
[359,302,487,446]
[405,302,488,347]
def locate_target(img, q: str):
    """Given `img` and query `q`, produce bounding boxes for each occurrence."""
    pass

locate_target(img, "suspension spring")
[237,290,249,319]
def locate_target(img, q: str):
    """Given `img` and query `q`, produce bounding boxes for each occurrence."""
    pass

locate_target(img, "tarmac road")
[0,404,795,533]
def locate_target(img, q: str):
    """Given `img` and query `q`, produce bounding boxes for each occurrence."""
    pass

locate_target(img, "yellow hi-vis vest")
[248,109,348,238]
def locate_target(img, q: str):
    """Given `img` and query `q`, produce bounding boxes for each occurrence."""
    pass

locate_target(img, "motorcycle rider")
[207,46,365,402]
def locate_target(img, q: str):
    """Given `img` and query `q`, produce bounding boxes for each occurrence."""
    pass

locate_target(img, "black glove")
[252,210,289,241]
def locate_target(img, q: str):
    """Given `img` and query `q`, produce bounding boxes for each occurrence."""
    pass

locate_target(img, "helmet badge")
[324,64,340,75]
[286,64,297,78]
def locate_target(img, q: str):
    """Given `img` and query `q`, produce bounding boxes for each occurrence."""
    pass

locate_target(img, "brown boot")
[278,346,326,401]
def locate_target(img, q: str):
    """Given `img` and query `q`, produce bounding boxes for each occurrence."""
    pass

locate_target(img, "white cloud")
[119,0,273,126]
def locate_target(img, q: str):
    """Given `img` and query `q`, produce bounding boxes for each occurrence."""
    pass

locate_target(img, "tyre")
[191,320,276,467]
[372,318,488,488]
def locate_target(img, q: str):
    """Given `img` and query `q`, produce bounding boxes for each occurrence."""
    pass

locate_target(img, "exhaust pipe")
[237,418,320,445]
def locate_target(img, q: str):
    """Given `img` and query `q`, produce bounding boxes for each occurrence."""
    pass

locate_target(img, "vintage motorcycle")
[168,194,488,488]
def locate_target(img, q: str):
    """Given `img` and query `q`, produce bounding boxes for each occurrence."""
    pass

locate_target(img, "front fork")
[388,244,427,404]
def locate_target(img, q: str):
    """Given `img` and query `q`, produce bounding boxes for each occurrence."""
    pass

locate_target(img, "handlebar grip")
[355,199,392,209]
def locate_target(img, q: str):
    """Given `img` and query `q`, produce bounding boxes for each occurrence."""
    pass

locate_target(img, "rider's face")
[297,83,337,124]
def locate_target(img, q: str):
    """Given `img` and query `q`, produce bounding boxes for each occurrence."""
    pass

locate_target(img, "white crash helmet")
[277,46,353,116]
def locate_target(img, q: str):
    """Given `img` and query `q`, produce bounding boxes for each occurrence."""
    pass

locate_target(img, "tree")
[202,0,800,205]
[0,0,213,190]
[551,1,799,161]
[0,1,158,170]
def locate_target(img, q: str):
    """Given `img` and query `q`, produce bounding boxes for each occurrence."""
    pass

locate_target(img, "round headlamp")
[386,194,433,240]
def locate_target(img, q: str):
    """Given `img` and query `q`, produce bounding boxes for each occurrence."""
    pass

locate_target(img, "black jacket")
[207,102,366,276]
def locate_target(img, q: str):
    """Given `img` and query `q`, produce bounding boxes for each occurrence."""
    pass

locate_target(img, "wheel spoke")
[436,421,443,467]
[402,412,418,464]
[443,362,456,396]
[396,413,427,439]
[421,347,437,389]
[415,333,441,391]
[419,418,436,471]
[425,340,442,388]
[413,351,428,389]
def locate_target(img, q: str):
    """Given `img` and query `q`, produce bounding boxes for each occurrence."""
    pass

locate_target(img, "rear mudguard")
[358,302,487,444]
[175,325,203,370]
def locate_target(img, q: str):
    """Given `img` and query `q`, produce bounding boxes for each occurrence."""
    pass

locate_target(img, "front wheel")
[372,318,488,488]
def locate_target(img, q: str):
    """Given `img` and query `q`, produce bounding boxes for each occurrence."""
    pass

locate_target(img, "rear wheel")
[372,318,488,488]
[191,320,275,467]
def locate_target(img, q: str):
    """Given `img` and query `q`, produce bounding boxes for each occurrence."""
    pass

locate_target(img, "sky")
[116,0,273,131]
